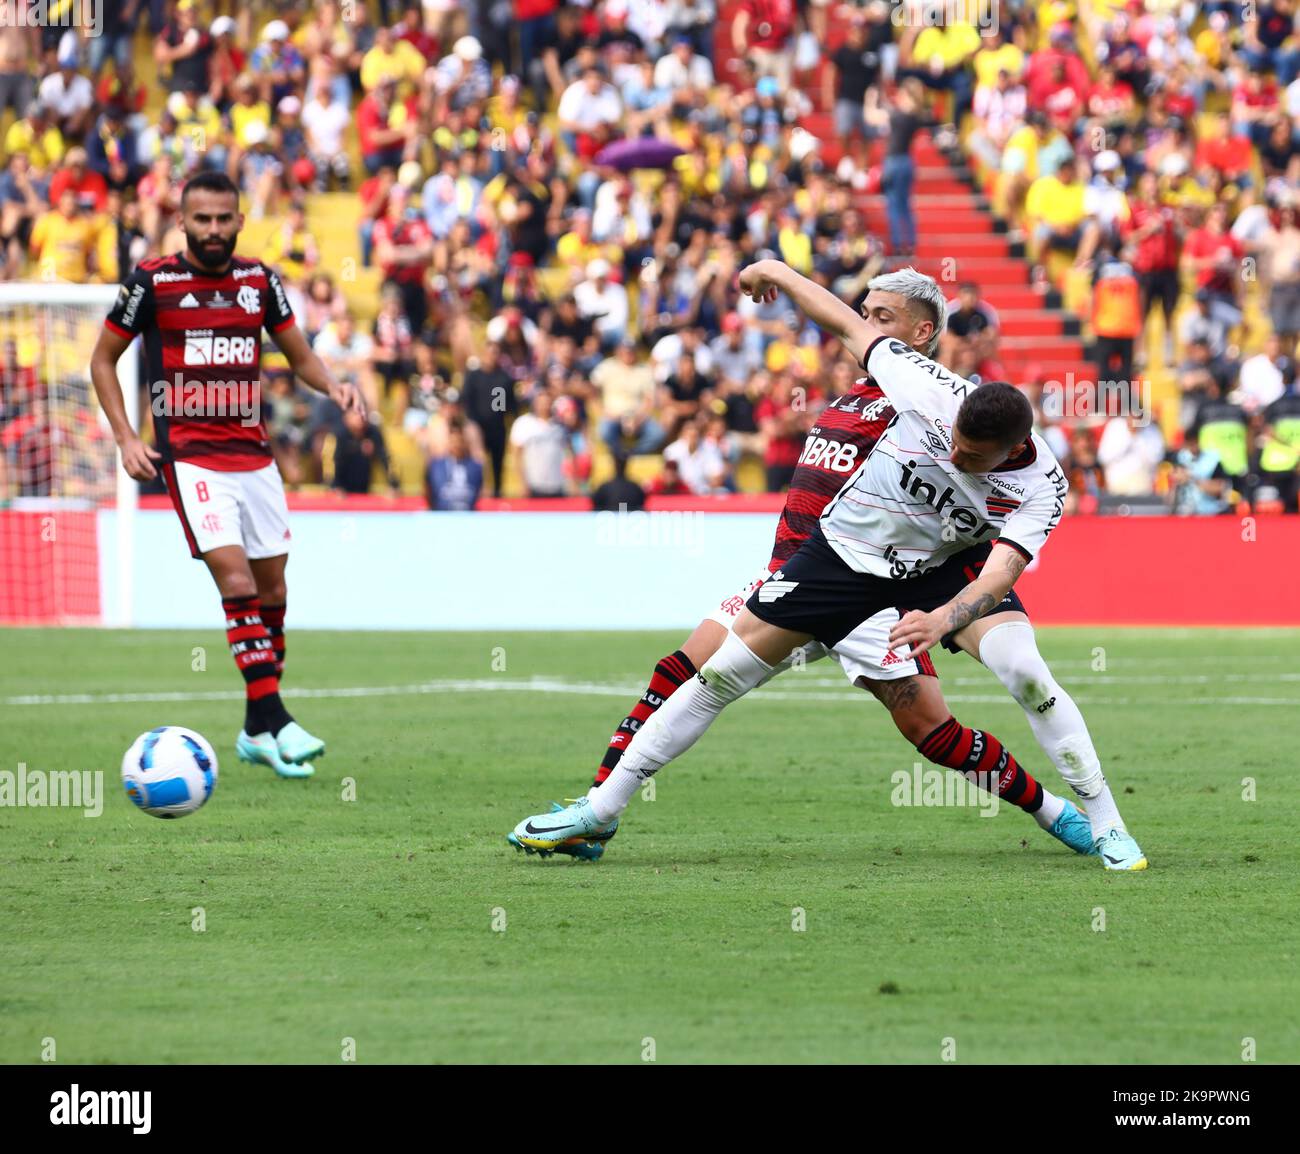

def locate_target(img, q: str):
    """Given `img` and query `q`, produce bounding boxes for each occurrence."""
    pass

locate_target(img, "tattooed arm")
[888,545,1030,659]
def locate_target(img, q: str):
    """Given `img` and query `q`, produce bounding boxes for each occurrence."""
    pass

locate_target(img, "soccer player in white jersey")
[512,259,1147,870]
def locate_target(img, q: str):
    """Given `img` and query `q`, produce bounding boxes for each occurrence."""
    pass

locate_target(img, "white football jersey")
[819,337,1068,579]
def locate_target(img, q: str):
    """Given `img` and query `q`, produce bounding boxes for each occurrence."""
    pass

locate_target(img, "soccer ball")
[121,726,218,818]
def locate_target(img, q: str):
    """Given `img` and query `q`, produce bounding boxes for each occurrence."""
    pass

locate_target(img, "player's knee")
[259,582,286,606]
[219,574,258,601]
[979,623,1056,711]
[698,633,769,704]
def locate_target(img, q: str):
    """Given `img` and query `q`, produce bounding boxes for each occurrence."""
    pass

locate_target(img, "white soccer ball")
[121,726,218,818]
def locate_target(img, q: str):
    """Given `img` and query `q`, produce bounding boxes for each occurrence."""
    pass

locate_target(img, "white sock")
[1033,787,1066,830]
[587,632,773,823]
[976,621,1124,836]
[1079,783,1124,838]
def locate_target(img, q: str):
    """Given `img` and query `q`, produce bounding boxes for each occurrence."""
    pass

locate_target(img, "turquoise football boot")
[511,797,617,852]
[236,729,314,779]
[1046,799,1099,855]
[1095,828,1148,871]
[508,802,614,860]
[275,720,325,766]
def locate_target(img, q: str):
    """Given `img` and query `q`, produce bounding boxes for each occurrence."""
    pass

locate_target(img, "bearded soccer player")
[90,171,363,778]
[511,261,1147,871]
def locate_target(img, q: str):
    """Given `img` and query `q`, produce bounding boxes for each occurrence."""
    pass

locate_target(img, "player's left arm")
[738,258,884,366]
[889,543,1029,659]
[271,322,364,415]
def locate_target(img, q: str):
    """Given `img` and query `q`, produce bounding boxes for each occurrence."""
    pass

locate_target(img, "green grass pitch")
[1,626,1298,1064]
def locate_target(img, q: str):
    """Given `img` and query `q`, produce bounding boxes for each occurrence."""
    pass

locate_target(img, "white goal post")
[0,282,138,627]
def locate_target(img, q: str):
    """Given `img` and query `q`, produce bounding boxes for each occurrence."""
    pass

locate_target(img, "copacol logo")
[0,1,105,37]
[50,1085,151,1134]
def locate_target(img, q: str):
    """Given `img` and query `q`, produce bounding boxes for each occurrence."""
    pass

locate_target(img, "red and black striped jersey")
[768,379,896,571]
[104,253,297,472]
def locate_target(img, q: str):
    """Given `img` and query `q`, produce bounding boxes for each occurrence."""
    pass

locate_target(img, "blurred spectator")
[574,257,630,351]
[510,391,571,498]
[0,10,38,120]
[1091,248,1143,390]
[1239,333,1293,413]
[207,16,245,110]
[1024,155,1087,275]
[38,43,94,142]
[591,450,647,512]
[86,105,142,193]
[357,75,416,175]
[711,312,762,387]
[756,372,814,492]
[1182,203,1246,331]
[1064,427,1104,516]
[1097,413,1165,496]
[1169,430,1232,516]
[558,64,623,161]
[1189,380,1249,486]
[426,419,484,511]
[29,185,104,283]
[733,0,796,90]
[249,19,306,107]
[1176,335,1236,430]
[373,184,434,333]
[865,78,927,256]
[1263,203,1300,342]
[154,0,214,97]
[1260,383,1300,511]
[663,418,729,494]
[313,312,379,413]
[326,409,397,495]
[1242,3,1300,87]
[823,11,887,172]
[461,345,518,498]
[646,455,692,495]
[1122,170,1181,366]
[592,337,664,455]
[0,152,45,279]
[969,68,1028,176]
[942,283,999,379]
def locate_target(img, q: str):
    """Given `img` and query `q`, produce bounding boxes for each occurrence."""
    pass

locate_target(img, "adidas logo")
[179,293,200,308]
[881,649,903,667]
[758,571,799,603]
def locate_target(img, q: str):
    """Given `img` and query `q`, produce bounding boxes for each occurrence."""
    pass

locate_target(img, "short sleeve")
[263,263,296,333]
[103,266,154,339]
[863,336,972,422]
[995,466,1068,562]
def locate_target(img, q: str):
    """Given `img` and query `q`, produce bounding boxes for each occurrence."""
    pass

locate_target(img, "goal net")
[0,283,137,626]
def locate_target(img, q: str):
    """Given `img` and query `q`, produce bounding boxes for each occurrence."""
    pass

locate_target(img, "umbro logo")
[179,293,200,308]
[758,572,799,603]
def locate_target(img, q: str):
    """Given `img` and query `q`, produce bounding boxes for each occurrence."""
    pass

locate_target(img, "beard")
[186,230,237,269]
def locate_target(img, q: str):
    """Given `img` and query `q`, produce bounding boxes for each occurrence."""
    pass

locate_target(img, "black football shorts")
[745,524,1013,649]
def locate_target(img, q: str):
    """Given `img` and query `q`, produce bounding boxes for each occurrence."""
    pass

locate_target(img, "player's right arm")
[738,258,884,369]
[91,271,161,482]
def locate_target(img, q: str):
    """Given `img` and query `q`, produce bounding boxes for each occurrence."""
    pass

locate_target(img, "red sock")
[261,602,286,676]
[223,595,291,735]
[916,716,1045,812]
[594,650,698,785]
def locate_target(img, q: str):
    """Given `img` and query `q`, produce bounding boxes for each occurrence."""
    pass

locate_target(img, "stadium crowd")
[0,0,1297,514]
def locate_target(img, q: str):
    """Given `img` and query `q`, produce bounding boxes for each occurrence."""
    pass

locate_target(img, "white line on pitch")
[3,678,1297,708]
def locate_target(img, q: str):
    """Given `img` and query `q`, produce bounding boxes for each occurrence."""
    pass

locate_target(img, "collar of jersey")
[988,436,1037,473]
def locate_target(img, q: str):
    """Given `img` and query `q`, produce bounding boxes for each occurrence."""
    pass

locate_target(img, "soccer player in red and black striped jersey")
[512,270,1140,867]
[90,171,363,778]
